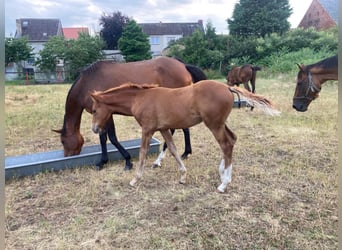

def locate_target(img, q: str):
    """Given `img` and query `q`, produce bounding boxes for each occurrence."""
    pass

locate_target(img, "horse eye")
[92,110,96,114]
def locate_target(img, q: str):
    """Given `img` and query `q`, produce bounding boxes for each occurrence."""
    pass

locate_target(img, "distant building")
[62,27,89,40]
[139,20,204,57]
[9,18,91,82]
[298,0,337,30]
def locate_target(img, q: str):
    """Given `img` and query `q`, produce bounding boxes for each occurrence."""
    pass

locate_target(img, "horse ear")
[89,91,98,102]
[296,63,306,72]
[52,129,62,134]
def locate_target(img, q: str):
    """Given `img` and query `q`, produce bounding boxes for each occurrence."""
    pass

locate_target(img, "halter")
[293,71,321,101]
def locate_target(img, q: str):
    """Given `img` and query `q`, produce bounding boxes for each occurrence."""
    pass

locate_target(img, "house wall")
[149,34,183,57]
[298,0,336,30]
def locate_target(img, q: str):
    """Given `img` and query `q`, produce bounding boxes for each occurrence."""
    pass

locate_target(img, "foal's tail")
[229,86,281,116]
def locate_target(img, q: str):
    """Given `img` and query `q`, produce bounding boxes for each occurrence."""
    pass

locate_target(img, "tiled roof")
[62,27,89,40]
[319,0,338,23]
[139,21,204,36]
[15,18,63,42]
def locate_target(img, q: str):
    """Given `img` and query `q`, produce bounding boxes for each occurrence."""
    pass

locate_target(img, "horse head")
[52,128,84,156]
[292,64,321,112]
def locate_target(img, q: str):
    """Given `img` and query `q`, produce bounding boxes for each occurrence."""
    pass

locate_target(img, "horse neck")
[100,88,137,115]
[309,66,338,84]
[62,81,86,136]
[63,100,83,136]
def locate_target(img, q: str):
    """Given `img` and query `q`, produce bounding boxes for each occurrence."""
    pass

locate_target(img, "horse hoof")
[152,163,161,168]
[124,162,133,171]
[217,185,226,193]
[181,152,191,160]
[95,163,104,171]
[130,178,138,186]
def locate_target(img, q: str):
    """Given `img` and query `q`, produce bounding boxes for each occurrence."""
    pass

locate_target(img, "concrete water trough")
[5,137,161,180]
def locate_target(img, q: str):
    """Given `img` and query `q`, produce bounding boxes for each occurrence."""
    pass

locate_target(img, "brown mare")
[90,80,280,193]
[53,57,207,170]
[293,55,338,112]
[226,64,262,93]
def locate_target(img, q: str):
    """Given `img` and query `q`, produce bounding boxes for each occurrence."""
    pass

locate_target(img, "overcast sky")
[5,0,312,37]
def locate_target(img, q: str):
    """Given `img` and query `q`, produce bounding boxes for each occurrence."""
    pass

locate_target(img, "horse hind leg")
[208,124,236,193]
[160,129,187,184]
[217,159,232,193]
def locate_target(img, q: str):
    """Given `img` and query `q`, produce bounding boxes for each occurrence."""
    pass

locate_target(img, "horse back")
[67,57,192,112]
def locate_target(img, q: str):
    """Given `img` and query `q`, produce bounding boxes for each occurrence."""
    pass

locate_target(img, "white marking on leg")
[217,164,232,193]
[219,159,225,181]
[179,161,187,184]
[152,150,166,168]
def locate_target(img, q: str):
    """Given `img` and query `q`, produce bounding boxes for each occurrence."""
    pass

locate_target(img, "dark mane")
[307,55,338,70]
[82,60,117,76]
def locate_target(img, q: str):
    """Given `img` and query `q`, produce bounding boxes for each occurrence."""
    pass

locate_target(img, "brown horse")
[293,55,338,112]
[53,56,206,171]
[90,80,280,193]
[226,64,262,93]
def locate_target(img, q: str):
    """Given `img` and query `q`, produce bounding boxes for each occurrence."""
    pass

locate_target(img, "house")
[139,20,204,57]
[62,27,89,40]
[13,18,64,82]
[10,18,92,82]
[298,0,338,30]
[15,18,63,59]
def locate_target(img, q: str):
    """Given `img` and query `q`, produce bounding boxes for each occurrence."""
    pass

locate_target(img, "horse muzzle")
[92,124,105,134]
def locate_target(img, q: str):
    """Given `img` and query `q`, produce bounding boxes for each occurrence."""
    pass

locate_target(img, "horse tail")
[229,86,281,116]
[184,64,207,82]
[173,56,207,82]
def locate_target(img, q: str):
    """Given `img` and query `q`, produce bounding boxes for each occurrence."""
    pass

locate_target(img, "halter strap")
[293,71,321,101]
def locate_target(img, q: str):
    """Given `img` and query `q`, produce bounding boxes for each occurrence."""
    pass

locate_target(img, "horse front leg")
[152,128,176,168]
[160,129,187,184]
[96,132,109,171]
[181,128,192,159]
[130,131,153,186]
[106,117,133,171]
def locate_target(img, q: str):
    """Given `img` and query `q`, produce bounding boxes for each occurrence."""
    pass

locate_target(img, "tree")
[99,11,130,50]
[34,36,66,72]
[182,29,208,67]
[35,34,104,80]
[5,37,33,74]
[118,20,151,62]
[228,0,292,37]
[65,33,105,79]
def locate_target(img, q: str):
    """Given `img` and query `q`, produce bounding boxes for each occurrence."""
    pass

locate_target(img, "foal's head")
[292,64,321,112]
[90,91,112,134]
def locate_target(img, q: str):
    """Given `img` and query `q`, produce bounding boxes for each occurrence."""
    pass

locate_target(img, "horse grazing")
[293,55,338,112]
[226,64,262,93]
[90,80,280,193]
[53,56,206,171]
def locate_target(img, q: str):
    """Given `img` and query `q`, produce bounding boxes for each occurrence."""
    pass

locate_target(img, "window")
[167,37,176,45]
[150,36,160,45]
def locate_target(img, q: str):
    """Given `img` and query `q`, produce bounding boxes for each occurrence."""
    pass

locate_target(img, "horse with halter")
[226,64,262,93]
[90,80,280,193]
[293,55,338,112]
[53,57,207,170]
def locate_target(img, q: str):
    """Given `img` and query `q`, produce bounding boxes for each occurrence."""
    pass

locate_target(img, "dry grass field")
[5,77,337,249]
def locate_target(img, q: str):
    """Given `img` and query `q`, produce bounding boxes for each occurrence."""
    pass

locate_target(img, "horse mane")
[307,55,338,70]
[94,82,159,97]
[81,60,117,76]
